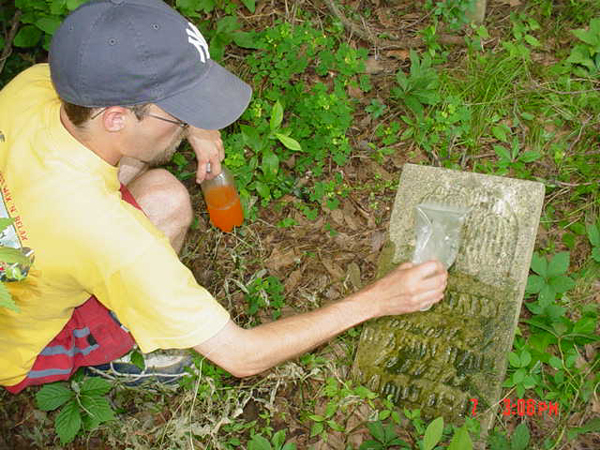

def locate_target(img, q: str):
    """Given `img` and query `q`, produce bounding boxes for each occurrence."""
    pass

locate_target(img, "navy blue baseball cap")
[49,0,252,130]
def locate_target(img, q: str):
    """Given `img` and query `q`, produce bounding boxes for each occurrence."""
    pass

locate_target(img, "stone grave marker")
[352,164,544,433]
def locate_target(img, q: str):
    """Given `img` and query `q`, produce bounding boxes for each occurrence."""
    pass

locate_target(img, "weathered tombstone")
[352,164,544,434]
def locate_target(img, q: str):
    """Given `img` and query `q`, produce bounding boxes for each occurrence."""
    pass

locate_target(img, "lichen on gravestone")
[352,164,544,434]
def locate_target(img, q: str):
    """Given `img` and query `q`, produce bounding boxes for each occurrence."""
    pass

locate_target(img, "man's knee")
[127,169,193,230]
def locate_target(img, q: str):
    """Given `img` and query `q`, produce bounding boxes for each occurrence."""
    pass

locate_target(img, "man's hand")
[364,260,447,317]
[186,127,224,183]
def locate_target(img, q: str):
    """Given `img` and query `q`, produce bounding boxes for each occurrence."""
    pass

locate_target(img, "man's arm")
[186,127,225,183]
[194,260,447,377]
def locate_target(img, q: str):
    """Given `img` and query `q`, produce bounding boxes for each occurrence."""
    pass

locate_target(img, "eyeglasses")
[145,113,188,129]
[90,107,107,120]
[90,107,188,129]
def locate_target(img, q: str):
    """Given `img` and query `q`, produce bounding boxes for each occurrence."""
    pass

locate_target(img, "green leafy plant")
[492,136,541,176]
[423,0,475,31]
[392,50,441,116]
[234,100,301,205]
[375,121,401,148]
[7,0,87,52]
[200,15,261,61]
[239,270,286,321]
[223,21,366,222]
[365,99,387,119]
[35,378,116,444]
[307,378,378,440]
[359,420,409,449]
[402,413,475,450]
[175,0,255,16]
[420,24,445,59]
[0,218,35,312]
[586,218,600,262]
[488,423,530,450]
[422,416,444,450]
[516,250,600,409]
[525,252,575,313]
[502,13,542,60]
[370,121,401,163]
[567,417,600,442]
[566,18,600,75]
[169,151,194,181]
[464,24,490,53]
[268,100,303,152]
[447,424,474,450]
[176,0,218,16]
[503,347,539,397]
[521,304,598,408]
[247,429,296,450]
[401,96,472,164]
[402,408,426,435]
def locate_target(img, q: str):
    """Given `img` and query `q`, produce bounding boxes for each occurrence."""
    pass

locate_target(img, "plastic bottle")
[200,166,243,232]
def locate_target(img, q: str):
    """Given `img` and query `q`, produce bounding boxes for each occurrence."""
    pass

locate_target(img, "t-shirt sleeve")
[81,197,230,353]
[91,239,230,352]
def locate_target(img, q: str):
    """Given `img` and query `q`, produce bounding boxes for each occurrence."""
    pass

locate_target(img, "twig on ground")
[550,180,595,188]
[468,152,496,159]
[321,0,464,49]
[545,186,570,204]
[0,10,22,77]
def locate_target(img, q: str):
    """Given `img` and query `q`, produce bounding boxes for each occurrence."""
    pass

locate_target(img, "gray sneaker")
[87,349,194,386]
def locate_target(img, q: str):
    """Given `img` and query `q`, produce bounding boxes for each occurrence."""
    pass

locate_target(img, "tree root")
[322,0,464,49]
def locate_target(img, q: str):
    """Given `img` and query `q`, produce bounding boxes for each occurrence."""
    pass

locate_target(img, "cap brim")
[157,60,252,130]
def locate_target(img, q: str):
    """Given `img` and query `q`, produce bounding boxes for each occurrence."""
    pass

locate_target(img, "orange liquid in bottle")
[204,184,244,232]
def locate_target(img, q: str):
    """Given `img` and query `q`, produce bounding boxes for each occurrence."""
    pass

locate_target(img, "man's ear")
[101,106,130,132]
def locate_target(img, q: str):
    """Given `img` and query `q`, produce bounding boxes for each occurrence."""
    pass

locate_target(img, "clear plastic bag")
[412,203,468,311]
[412,203,469,270]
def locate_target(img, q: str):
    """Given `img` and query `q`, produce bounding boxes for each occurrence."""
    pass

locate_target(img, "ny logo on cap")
[186,22,210,63]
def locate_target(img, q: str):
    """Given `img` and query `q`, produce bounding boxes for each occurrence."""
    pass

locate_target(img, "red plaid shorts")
[5,185,140,394]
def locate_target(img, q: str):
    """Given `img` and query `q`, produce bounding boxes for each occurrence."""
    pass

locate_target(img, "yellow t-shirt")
[0,64,230,386]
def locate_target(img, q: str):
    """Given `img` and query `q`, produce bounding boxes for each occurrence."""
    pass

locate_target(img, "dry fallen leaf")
[325,284,341,299]
[365,56,384,74]
[266,246,298,271]
[377,8,396,28]
[497,0,522,6]
[285,268,304,292]
[321,257,345,280]
[347,403,374,448]
[584,343,598,361]
[330,208,345,226]
[347,83,363,99]
[344,212,360,231]
[371,231,387,253]
[386,49,410,60]
[346,262,362,289]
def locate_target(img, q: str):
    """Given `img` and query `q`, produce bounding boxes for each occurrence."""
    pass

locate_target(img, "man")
[0,0,447,393]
